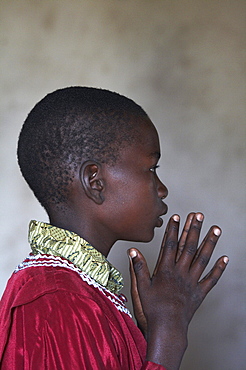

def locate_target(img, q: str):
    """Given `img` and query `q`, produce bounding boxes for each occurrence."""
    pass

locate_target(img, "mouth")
[156,203,168,227]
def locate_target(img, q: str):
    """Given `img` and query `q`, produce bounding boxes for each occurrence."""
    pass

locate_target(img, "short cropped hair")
[17,86,148,210]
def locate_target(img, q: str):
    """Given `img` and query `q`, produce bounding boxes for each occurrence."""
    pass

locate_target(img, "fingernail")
[196,213,204,222]
[223,256,229,264]
[173,215,180,222]
[129,249,137,258]
[213,227,221,236]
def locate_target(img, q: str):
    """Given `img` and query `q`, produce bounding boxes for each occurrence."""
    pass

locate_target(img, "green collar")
[28,220,124,294]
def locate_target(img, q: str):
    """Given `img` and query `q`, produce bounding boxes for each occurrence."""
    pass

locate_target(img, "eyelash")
[150,165,160,173]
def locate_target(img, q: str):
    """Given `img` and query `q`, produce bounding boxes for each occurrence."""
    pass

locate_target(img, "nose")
[157,177,168,199]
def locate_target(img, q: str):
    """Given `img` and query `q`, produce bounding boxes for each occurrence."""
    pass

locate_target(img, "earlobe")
[79,161,105,204]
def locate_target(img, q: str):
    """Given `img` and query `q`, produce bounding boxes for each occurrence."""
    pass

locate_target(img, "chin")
[142,235,155,243]
[128,231,155,243]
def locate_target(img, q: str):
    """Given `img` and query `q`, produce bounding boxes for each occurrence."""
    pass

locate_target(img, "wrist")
[146,324,188,369]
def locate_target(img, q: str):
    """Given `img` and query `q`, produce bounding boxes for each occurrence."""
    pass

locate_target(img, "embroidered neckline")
[15,253,131,318]
[28,220,123,294]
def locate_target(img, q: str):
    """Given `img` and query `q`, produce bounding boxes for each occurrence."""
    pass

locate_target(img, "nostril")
[157,177,168,199]
[162,185,168,199]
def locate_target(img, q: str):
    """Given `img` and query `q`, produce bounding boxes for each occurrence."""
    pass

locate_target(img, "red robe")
[0,257,165,369]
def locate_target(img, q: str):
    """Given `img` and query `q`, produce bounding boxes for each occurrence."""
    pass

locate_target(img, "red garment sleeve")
[1,267,166,370]
[1,289,166,370]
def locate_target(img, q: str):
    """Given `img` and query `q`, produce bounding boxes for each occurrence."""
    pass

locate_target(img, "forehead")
[138,118,160,150]
[117,118,160,164]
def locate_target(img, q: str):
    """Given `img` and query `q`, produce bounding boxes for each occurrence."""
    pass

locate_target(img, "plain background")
[0,1,245,369]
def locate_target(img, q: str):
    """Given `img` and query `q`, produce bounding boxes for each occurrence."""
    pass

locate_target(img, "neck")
[48,207,116,257]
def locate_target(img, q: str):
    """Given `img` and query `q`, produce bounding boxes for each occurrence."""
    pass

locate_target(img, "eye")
[150,165,160,173]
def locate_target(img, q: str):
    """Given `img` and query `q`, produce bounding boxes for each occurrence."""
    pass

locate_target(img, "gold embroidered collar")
[28,220,124,294]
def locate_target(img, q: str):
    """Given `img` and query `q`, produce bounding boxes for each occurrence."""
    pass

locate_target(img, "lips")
[156,203,168,227]
[160,202,168,217]
[156,217,164,227]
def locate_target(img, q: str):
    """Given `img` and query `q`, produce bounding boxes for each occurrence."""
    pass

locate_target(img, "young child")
[0,87,228,370]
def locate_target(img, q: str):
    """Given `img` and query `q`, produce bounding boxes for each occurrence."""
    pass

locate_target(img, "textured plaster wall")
[0,1,245,369]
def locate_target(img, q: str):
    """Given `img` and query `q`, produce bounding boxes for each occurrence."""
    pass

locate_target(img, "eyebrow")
[149,152,161,160]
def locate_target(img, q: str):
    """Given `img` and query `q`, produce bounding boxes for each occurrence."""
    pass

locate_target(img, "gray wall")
[1,1,245,369]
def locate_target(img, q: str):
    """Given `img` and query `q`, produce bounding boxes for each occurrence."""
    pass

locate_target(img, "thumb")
[128,248,151,292]
[128,248,148,336]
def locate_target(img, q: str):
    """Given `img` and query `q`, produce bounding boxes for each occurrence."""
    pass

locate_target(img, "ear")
[79,161,105,205]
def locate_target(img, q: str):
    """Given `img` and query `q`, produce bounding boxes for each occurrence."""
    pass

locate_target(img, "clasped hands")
[128,212,228,363]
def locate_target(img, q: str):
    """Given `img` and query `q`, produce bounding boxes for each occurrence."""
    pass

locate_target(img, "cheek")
[106,172,157,218]
[105,189,157,242]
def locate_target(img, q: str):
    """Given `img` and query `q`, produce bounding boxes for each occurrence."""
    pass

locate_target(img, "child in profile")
[0,87,228,369]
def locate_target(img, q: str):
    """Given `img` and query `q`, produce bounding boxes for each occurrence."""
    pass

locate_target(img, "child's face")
[103,118,168,243]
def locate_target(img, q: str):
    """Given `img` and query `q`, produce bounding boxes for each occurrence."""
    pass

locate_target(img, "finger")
[128,250,147,333]
[155,214,180,272]
[177,212,204,268]
[129,249,142,311]
[128,248,151,292]
[153,216,172,275]
[199,255,229,296]
[129,249,139,299]
[190,226,221,279]
[176,212,195,262]
[191,232,207,266]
